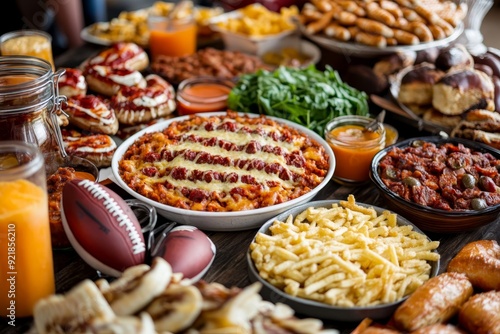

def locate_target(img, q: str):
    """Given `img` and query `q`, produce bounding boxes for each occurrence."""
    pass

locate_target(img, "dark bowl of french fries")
[370,136,500,233]
[247,196,440,322]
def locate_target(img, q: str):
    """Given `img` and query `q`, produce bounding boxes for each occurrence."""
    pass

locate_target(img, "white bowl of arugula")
[227,65,370,136]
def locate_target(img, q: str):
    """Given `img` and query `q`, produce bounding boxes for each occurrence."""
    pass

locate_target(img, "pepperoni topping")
[59,68,83,88]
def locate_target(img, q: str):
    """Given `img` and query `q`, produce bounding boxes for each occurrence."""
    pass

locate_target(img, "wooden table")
[3,43,500,334]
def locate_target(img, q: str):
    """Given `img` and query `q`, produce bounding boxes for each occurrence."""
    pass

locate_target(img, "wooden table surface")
[3,43,500,333]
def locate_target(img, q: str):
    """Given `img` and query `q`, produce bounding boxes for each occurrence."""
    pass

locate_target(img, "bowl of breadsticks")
[298,0,465,57]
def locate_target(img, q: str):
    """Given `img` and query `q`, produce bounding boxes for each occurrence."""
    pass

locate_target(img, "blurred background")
[1,0,499,56]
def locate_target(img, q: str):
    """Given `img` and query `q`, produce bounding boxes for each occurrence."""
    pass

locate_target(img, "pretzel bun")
[432,69,495,115]
[398,63,444,105]
[446,239,500,291]
[392,272,473,332]
[458,291,500,334]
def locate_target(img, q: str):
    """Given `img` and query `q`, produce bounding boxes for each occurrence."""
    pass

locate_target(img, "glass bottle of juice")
[0,142,55,319]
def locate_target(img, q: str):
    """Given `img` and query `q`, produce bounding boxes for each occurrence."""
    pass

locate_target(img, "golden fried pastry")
[458,290,500,334]
[446,239,500,291]
[392,272,473,332]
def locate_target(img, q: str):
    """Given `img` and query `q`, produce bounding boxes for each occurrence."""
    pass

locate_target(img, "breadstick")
[380,0,403,18]
[347,26,360,41]
[394,17,410,29]
[333,10,358,25]
[311,0,333,13]
[354,31,387,47]
[436,19,455,36]
[301,4,324,23]
[414,5,442,25]
[324,22,351,41]
[394,0,413,8]
[333,0,365,16]
[356,18,394,38]
[392,29,419,45]
[366,2,396,27]
[386,37,398,46]
[306,9,335,34]
[402,8,425,23]
[409,22,433,42]
[428,25,446,40]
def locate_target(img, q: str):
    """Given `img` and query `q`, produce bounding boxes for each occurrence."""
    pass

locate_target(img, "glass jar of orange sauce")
[176,76,234,115]
[325,115,386,184]
[148,13,197,60]
[0,56,66,160]
[0,30,55,69]
[0,141,55,318]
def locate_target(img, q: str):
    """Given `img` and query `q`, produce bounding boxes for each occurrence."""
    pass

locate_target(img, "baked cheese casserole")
[118,112,330,211]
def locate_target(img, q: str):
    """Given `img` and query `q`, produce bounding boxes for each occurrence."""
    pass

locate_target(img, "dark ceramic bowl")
[370,136,500,233]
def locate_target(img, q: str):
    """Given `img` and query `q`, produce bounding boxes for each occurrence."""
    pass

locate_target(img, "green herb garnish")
[227,65,369,135]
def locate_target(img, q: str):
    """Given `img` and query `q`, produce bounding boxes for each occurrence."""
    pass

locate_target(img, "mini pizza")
[81,42,149,72]
[64,94,119,135]
[118,112,331,212]
[62,128,117,168]
[111,74,176,125]
[84,65,146,97]
[58,67,87,97]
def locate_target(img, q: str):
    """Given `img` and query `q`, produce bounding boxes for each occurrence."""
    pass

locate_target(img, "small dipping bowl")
[383,123,399,147]
[325,115,385,185]
[176,76,234,115]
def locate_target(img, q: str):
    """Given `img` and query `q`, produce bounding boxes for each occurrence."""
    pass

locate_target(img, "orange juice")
[148,16,197,60]
[0,179,54,318]
[325,116,385,183]
[1,30,55,69]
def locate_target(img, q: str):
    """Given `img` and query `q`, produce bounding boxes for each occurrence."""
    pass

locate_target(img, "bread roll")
[446,239,500,291]
[435,44,474,72]
[458,291,500,334]
[398,63,444,105]
[432,69,495,115]
[392,272,473,332]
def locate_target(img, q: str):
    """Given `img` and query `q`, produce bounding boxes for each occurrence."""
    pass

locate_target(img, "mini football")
[61,179,146,277]
[152,225,216,283]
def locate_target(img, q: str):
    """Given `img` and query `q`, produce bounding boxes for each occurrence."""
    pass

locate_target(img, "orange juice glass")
[325,116,385,184]
[0,30,55,70]
[0,142,55,319]
[148,14,197,60]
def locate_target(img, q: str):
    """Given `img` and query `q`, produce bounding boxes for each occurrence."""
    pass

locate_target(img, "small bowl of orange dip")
[325,115,386,184]
[176,76,234,115]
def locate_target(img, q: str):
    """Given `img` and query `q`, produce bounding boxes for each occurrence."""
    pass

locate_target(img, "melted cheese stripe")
[69,103,116,125]
[169,139,304,175]
[146,154,296,192]
[191,127,303,152]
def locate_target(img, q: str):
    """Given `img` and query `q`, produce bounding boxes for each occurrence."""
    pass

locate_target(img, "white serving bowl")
[208,5,297,56]
[111,112,335,231]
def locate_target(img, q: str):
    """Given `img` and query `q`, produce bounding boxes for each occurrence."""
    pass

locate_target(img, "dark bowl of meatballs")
[370,136,500,233]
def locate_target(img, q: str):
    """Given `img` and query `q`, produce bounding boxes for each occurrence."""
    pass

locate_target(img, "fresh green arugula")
[227,65,369,135]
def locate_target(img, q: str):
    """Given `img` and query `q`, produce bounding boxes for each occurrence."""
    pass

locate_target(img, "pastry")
[398,63,444,105]
[432,68,495,115]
